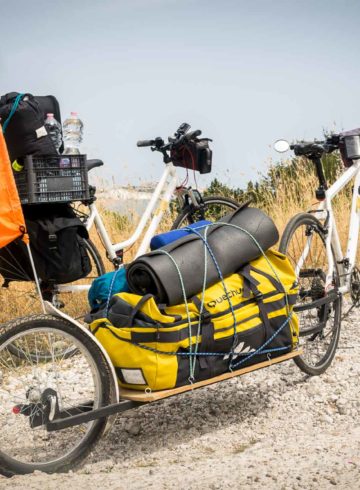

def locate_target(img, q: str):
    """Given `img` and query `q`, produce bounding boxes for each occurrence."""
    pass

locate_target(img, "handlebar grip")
[291,142,325,157]
[137,140,155,147]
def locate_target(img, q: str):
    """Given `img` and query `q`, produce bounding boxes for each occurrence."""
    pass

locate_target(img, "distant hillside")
[96,186,153,215]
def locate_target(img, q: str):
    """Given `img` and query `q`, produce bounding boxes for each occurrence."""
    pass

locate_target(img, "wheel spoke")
[0,317,110,475]
[279,214,341,375]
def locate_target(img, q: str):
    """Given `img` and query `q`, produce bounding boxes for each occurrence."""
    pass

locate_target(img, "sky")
[2,0,360,188]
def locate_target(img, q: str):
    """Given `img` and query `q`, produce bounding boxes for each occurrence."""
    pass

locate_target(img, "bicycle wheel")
[0,268,43,324]
[279,213,342,375]
[171,195,240,229]
[3,238,106,362]
[0,315,112,476]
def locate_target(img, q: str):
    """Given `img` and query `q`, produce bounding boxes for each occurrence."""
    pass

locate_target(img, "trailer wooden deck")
[120,349,301,403]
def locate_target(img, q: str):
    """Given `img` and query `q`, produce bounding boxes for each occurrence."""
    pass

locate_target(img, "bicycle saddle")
[86,159,104,171]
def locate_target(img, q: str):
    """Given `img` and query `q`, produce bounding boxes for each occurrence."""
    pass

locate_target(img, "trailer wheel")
[0,315,111,477]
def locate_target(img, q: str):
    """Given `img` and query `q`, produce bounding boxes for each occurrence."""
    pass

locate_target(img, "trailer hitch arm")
[46,399,142,431]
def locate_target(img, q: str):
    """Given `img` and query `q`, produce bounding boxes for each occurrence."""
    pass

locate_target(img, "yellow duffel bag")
[90,249,299,391]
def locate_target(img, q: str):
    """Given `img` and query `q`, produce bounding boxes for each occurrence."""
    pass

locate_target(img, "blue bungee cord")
[2,93,24,133]
[184,224,239,366]
[152,249,196,380]
[105,266,125,316]
[189,225,209,379]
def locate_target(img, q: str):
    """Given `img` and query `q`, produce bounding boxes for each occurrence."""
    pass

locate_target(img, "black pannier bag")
[171,138,212,174]
[0,92,61,162]
[0,204,91,285]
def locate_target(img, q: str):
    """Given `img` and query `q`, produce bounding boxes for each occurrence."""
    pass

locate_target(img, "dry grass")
[262,158,357,259]
[89,204,176,266]
[0,158,358,324]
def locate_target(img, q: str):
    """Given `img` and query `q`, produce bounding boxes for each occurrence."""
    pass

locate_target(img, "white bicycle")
[275,130,360,375]
[0,123,240,320]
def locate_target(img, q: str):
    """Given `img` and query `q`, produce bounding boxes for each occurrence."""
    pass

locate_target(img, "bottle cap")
[12,160,24,172]
[46,113,54,118]
[71,112,78,117]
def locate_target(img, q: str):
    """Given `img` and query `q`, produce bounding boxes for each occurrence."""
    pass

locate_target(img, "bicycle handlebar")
[290,142,325,156]
[290,136,340,158]
[136,123,204,163]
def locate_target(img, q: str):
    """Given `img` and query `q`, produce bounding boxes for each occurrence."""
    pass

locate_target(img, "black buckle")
[200,310,211,323]
[254,291,263,302]
[48,234,57,251]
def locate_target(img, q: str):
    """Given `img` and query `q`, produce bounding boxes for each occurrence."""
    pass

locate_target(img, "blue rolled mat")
[150,220,212,250]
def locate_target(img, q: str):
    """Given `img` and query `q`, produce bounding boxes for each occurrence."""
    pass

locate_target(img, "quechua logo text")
[207,287,243,308]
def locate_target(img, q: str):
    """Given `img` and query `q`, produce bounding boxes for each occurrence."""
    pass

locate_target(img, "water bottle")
[62,112,83,155]
[44,113,62,153]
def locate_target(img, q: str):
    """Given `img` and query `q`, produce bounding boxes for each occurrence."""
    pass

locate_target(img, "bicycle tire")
[171,195,240,229]
[83,238,106,277]
[7,238,106,361]
[0,315,111,476]
[279,213,342,375]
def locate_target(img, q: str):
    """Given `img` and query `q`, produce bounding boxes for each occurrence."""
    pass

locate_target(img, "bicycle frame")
[297,160,360,294]
[57,163,178,293]
[88,163,178,258]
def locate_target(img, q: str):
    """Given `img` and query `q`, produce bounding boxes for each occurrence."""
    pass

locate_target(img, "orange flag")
[0,125,28,247]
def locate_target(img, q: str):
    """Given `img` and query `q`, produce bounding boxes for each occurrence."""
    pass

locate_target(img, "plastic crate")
[14,154,90,204]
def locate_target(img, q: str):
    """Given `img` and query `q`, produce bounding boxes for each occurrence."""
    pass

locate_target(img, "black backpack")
[0,204,91,285]
[0,92,62,162]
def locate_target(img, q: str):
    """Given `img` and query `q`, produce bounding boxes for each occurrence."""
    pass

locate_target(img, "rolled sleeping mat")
[126,206,279,306]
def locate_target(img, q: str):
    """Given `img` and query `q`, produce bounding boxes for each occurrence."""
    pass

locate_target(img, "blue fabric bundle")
[88,268,129,310]
[150,220,211,250]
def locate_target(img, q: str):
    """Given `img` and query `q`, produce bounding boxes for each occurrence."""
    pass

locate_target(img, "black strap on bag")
[239,265,272,342]
[44,219,58,252]
[192,296,215,370]
[128,294,154,327]
[250,265,285,294]
[198,322,215,371]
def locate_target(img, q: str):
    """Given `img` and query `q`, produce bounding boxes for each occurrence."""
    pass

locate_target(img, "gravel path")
[1,303,359,489]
